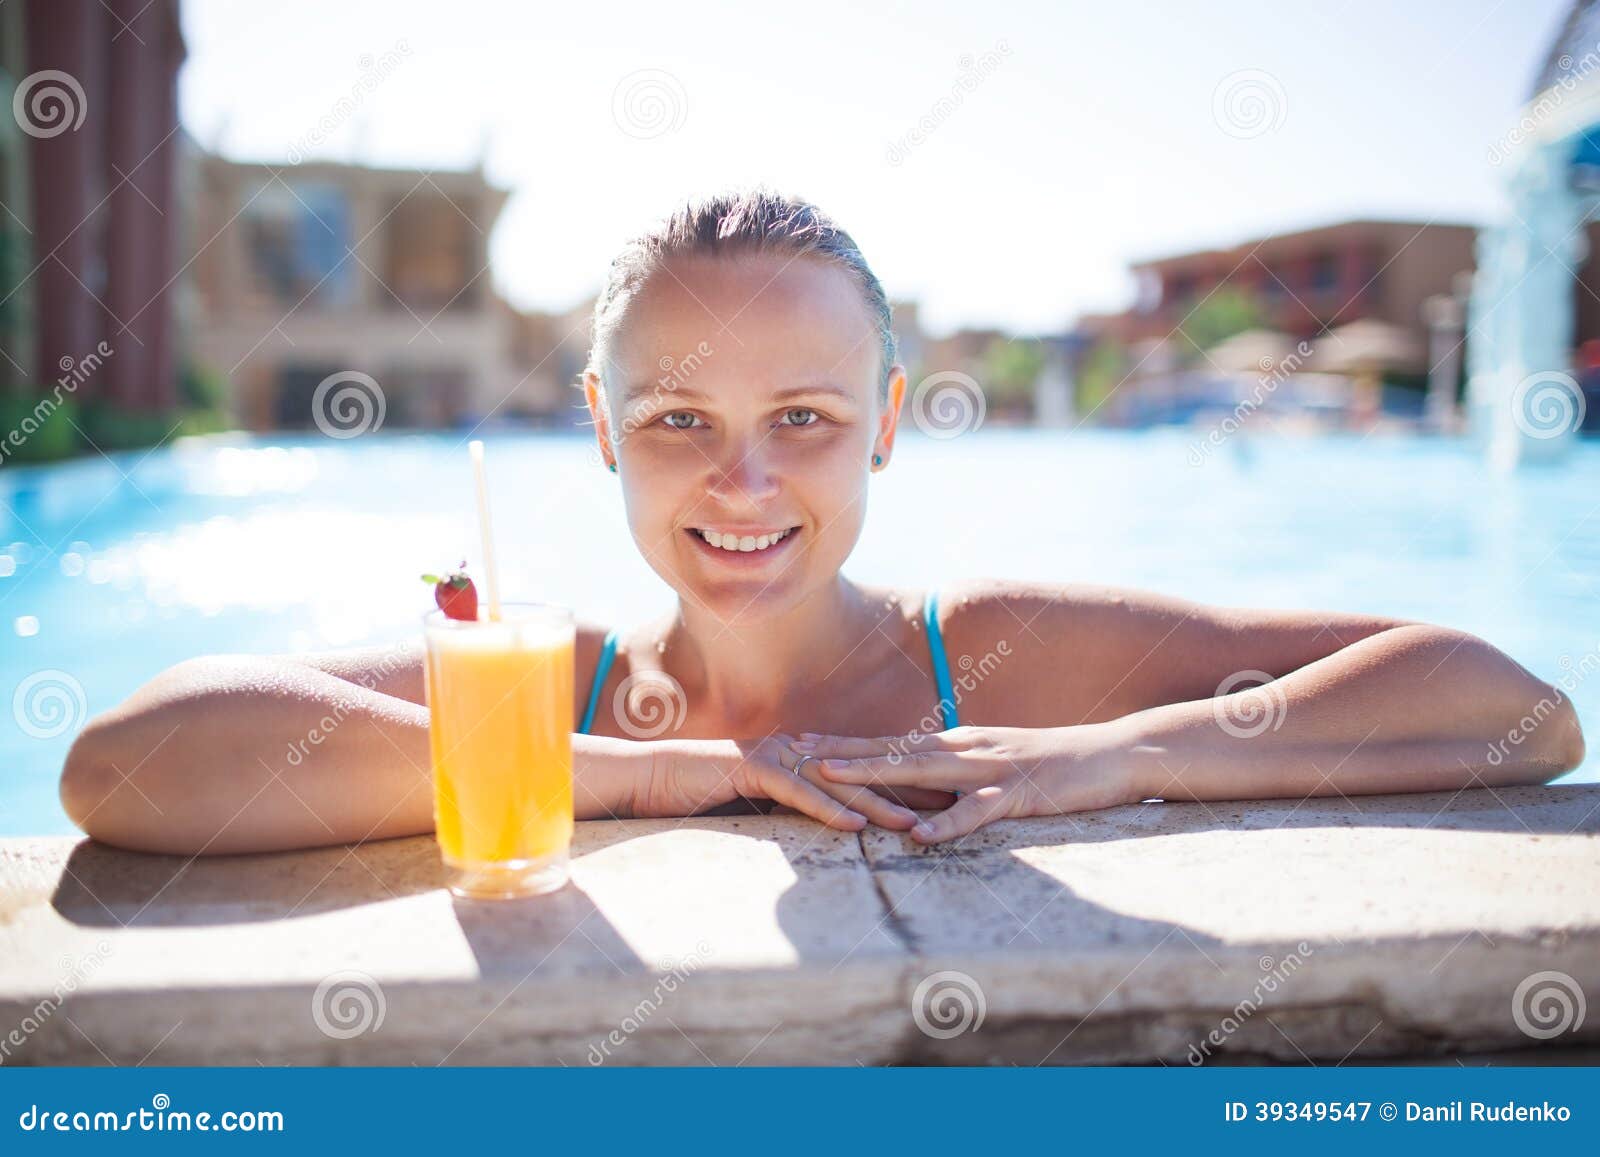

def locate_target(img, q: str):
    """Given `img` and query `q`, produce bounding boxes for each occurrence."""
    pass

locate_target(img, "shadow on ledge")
[51,832,450,927]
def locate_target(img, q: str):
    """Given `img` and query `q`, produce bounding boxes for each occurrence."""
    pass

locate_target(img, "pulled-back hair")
[584,188,898,400]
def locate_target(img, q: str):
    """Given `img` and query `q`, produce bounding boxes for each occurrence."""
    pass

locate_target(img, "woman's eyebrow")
[770,383,859,404]
[620,382,861,406]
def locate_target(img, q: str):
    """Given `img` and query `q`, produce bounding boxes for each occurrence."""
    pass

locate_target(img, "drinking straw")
[468,439,503,622]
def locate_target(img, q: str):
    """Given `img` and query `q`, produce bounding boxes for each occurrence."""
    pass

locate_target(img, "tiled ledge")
[2,785,1597,1066]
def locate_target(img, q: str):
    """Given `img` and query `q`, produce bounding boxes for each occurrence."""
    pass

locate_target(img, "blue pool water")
[3,428,1597,836]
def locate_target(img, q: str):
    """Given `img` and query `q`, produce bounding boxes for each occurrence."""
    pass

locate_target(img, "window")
[242,181,355,307]
[1309,252,1339,294]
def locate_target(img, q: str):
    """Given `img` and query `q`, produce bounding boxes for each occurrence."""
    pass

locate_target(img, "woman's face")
[585,251,905,623]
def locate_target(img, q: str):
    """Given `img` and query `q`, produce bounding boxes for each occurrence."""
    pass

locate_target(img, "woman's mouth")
[684,525,801,563]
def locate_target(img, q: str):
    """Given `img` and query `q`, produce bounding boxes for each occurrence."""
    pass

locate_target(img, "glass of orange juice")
[422,602,575,898]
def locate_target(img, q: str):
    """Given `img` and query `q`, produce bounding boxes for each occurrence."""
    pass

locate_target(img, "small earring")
[607,460,617,473]
[872,454,883,467]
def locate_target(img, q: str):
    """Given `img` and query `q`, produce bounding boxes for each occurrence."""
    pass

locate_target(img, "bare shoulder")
[933,578,1411,726]
[934,577,1206,656]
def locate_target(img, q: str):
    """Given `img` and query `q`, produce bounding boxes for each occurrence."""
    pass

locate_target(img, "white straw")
[467,440,502,622]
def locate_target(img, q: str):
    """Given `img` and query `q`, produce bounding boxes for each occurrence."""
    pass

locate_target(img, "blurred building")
[504,296,594,424]
[0,0,186,405]
[184,153,574,429]
[889,299,926,379]
[1112,220,1477,350]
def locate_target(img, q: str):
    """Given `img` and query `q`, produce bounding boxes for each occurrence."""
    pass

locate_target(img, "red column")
[107,0,181,411]
[24,0,106,398]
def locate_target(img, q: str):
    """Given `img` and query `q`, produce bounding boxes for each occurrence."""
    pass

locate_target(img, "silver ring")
[791,754,819,779]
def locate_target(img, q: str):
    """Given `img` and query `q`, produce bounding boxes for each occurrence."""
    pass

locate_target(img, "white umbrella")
[1206,328,1297,374]
[1310,319,1425,375]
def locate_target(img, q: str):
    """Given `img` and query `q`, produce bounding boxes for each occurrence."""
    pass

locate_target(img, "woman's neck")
[661,576,883,733]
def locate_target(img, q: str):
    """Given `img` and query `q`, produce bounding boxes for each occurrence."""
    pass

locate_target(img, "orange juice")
[422,603,575,897]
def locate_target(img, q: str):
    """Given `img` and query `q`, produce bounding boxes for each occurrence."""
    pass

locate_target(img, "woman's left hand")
[788,724,1143,845]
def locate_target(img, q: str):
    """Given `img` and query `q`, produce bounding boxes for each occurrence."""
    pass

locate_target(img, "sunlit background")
[3,0,1599,836]
[175,0,1565,333]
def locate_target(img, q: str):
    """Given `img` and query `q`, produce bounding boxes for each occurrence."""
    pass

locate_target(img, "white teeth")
[695,527,794,553]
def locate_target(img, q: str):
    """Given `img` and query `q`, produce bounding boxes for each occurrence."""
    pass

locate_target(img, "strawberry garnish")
[421,561,478,622]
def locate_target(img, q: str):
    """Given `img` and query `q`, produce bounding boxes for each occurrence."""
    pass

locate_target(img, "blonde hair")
[584,187,898,400]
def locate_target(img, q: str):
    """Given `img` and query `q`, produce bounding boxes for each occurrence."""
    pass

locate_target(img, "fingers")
[815,751,974,790]
[868,785,959,811]
[788,731,952,759]
[909,785,1014,845]
[789,748,919,829]
[756,764,868,831]
[808,775,920,831]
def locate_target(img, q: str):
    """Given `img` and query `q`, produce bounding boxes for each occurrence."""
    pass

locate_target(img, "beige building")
[184,152,573,429]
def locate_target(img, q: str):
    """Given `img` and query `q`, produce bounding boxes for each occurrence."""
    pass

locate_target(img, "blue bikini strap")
[578,630,619,735]
[924,589,959,730]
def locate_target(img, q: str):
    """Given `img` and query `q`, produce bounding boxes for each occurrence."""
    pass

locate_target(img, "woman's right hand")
[624,734,930,832]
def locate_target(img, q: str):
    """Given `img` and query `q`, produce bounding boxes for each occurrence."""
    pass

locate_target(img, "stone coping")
[1,785,1596,1065]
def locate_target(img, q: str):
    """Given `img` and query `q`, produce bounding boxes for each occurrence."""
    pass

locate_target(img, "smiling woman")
[58,188,1586,856]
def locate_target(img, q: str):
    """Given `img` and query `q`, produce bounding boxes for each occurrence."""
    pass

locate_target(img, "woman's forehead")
[612,253,880,389]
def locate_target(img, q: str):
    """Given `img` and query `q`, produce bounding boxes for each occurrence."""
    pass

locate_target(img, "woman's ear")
[873,363,908,468]
[582,371,617,468]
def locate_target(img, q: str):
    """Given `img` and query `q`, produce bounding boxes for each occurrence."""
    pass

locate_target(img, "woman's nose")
[705,438,781,506]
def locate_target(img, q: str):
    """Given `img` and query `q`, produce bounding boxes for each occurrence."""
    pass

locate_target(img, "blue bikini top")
[577,589,959,734]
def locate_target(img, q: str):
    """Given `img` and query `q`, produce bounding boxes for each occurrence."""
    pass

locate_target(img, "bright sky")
[179,0,1568,336]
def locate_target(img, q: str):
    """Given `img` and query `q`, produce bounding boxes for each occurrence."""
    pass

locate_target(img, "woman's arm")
[60,658,915,856]
[1109,622,1584,802]
[795,585,1586,842]
[58,652,664,855]
[59,654,440,855]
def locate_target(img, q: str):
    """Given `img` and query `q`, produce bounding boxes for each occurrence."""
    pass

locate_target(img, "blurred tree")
[1075,339,1128,421]
[981,337,1046,416]
[1175,287,1266,364]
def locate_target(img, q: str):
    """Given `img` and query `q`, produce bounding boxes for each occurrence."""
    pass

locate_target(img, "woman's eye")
[781,408,819,427]
[661,411,703,430]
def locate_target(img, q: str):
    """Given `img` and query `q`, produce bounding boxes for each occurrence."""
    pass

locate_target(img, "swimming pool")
[3,427,1597,836]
